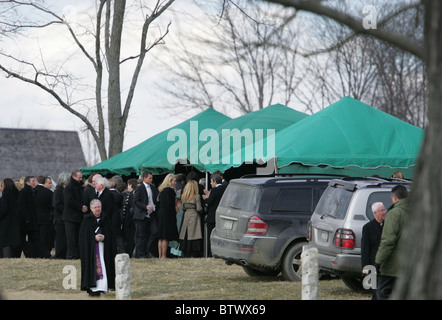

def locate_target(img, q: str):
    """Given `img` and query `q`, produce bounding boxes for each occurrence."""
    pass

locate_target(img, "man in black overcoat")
[79,199,116,296]
[202,173,226,257]
[361,201,386,299]
[17,176,50,258]
[34,176,54,254]
[63,170,88,259]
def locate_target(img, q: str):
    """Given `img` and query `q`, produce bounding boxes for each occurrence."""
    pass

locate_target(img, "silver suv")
[308,177,411,291]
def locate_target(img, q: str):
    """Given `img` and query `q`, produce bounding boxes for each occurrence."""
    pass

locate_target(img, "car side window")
[365,191,393,220]
[271,188,312,213]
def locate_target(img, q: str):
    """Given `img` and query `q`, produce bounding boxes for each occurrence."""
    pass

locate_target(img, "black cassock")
[79,213,116,292]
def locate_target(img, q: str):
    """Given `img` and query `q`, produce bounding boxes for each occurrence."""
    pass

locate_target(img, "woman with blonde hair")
[157,174,178,258]
[179,180,203,257]
[391,171,405,179]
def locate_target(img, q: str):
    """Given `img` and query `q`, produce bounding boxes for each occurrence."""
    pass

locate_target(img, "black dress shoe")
[88,291,101,297]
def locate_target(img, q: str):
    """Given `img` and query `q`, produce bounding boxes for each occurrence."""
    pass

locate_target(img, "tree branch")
[0,62,100,146]
[261,0,424,60]
[122,0,175,122]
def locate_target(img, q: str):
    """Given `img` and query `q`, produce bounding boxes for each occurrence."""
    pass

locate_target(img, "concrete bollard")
[115,253,131,300]
[301,245,319,300]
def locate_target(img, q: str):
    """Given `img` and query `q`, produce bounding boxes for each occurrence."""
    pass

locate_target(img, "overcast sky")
[0,0,218,165]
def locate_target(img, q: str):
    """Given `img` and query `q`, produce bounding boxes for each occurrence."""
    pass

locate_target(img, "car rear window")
[365,191,393,220]
[271,188,312,213]
[314,186,352,220]
[219,183,260,212]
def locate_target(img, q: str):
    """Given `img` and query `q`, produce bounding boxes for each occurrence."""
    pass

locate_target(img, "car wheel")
[242,266,280,277]
[281,241,307,281]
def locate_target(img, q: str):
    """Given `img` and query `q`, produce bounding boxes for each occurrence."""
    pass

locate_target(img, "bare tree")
[155,0,303,116]
[0,0,175,160]
[296,35,381,113]
[291,1,427,126]
[255,0,441,299]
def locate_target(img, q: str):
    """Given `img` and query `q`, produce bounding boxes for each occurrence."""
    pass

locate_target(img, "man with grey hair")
[84,177,115,221]
[361,201,386,299]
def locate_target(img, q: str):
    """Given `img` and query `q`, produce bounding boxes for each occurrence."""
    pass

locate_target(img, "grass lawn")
[0,257,370,300]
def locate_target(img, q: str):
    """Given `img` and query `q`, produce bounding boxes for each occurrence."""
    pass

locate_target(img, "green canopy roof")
[193,104,309,173]
[81,108,231,176]
[275,97,424,178]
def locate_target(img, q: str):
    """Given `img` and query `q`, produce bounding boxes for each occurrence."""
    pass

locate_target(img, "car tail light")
[246,216,268,235]
[334,228,355,249]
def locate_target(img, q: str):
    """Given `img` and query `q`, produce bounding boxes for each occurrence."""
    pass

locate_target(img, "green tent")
[275,97,424,178]
[193,104,308,173]
[81,108,231,177]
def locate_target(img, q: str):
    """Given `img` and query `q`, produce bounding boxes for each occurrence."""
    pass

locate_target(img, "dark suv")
[210,175,340,281]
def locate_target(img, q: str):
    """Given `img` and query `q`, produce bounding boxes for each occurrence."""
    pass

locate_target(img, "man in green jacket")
[375,184,409,300]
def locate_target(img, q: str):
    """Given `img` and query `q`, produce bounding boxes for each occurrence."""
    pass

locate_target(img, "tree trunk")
[107,0,126,158]
[393,0,442,299]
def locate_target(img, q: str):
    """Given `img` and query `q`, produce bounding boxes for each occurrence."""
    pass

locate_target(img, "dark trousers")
[206,222,215,257]
[377,275,396,300]
[19,229,51,258]
[134,216,157,258]
[38,223,54,253]
[65,221,80,259]
[54,222,67,259]
[123,220,136,257]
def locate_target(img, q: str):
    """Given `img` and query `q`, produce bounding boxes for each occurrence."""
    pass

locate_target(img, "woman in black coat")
[0,178,21,258]
[157,174,178,258]
[53,172,70,259]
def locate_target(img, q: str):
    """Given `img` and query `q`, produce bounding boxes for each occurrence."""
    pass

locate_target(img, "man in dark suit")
[34,176,54,255]
[17,176,51,258]
[63,170,88,259]
[83,173,101,205]
[361,201,386,299]
[202,173,226,257]
[84,177,115,219]
[133,171,159,258]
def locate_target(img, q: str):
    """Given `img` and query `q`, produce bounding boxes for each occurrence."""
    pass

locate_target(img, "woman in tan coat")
[179,180,203,257]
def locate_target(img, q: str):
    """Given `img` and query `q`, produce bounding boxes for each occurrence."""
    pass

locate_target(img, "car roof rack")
[240,173,348,179]
[329,176,412,190]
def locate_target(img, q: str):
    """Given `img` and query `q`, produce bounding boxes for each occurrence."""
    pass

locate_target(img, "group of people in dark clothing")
[0,169,227,296]
[0,175,57,259]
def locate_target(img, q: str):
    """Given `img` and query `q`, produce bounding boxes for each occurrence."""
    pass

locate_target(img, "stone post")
[301,245,319,300]
[115,253,131,300]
